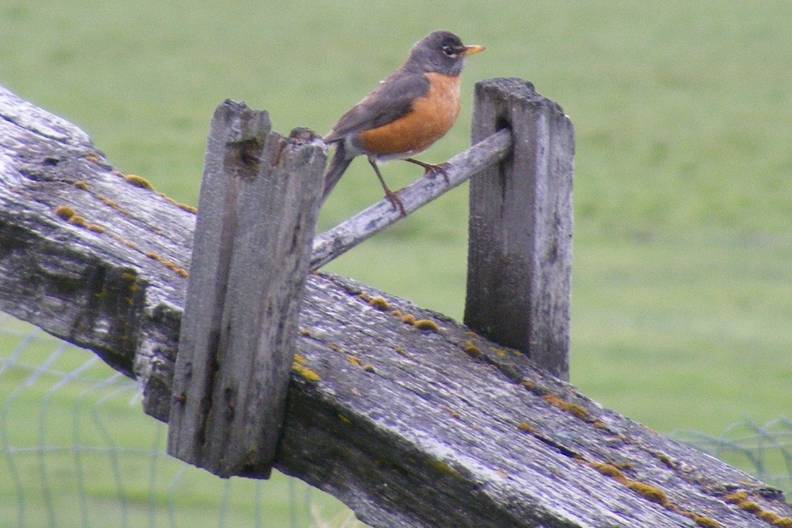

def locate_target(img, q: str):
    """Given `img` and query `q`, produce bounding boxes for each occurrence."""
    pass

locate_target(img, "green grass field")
[2,0,791,524]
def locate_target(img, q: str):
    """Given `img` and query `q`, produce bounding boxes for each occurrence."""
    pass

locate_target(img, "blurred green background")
[1,0,791,524]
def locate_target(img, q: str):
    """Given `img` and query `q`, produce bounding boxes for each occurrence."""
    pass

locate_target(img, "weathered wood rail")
[1,83,791,527]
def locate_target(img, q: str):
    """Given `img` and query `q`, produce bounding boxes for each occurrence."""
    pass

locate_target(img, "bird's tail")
[323,141,353,201]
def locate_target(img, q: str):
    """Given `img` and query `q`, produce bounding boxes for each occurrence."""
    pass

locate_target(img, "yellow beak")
[463,45,486,56]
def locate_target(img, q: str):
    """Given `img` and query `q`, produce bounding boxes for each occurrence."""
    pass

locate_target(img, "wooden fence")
[1,79,790,527]
[167,78,573,477]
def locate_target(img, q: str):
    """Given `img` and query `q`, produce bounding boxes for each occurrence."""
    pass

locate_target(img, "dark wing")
[325,69,429,142]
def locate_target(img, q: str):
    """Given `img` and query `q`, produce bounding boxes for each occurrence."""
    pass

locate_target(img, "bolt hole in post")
[493,116,513,188]
[495,116,512,133]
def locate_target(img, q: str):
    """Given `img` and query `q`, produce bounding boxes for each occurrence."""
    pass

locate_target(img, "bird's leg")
[404,158,450,185]
[368,156,406,217]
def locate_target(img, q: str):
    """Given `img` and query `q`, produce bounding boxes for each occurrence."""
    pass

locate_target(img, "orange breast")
[357,72,461,157]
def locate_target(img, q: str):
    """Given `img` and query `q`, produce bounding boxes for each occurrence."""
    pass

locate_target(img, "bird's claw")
[384,190,407,217]
[405,158,451,185]
[423,163,451,185]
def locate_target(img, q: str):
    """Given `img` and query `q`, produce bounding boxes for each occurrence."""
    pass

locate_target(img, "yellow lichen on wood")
[462,340,481,358]
[157,192,198,214]
[760,512,785,524]
[68,215,87,227]
[724,491,748,503]
[116,237,139,250]
[292,353,306,365]
[367,295,390,311]
[516,422,533,433]
[157,192,197,214]
[585,458,726,527]
[591,462,624,480]
[97,195,126,214]
[344,354,375,373]
[656,453,674,468]
[543,394,589,420]
[413,319,440,332]
[738,501,762,514]
[685,513,721,528]
[73,181,89,190]
[144,250,188,278]
[520,378,536,391]
[53,206,75,220]
[720,490,792,527]
[625,481,668,506]
[53,205,106,234]
[346,355,362,367]
[291,363,320,383]
[124,174,153,190]
[401,314,416,325]
[167,263,189,278]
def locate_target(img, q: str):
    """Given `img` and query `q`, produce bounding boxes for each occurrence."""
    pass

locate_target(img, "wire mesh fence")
[1,311,789,527]
[0,312,361,528]
[674,418,792,497]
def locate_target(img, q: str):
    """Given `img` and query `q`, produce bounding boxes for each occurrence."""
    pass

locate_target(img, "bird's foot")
[384,189,407,217]
[405,158,450,185]
[424,163,451,185]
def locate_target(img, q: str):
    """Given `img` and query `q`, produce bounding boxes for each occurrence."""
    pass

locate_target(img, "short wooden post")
[465,78,574,380]
[167,100,326,477]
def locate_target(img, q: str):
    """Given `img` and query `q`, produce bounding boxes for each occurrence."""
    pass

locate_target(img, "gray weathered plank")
[310,129,511,270]
[466,78,575,380]
[166,101,271,474]
[167,102,325,477]
[2,83,791,528]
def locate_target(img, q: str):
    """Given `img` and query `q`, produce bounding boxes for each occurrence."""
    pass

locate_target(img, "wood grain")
[167,102,325,477]
[1,83,789,528]
[466,78,574,380]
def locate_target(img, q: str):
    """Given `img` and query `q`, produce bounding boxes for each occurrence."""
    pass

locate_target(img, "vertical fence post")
[167,100,326,477]
[465,78,574,380]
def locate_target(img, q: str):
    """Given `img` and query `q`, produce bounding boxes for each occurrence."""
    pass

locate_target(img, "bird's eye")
[442,45,456,57]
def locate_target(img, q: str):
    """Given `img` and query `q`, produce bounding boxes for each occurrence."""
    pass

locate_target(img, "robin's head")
[405,31,485,76]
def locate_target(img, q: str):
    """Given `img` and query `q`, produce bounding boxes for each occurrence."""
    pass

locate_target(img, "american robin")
[323,30,485,215]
